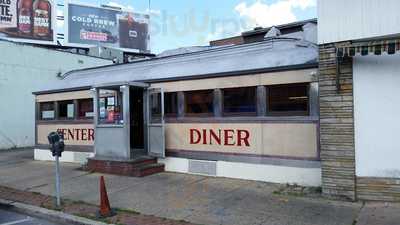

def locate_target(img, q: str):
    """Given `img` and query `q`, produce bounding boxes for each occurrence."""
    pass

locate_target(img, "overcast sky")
[59,0,317,53]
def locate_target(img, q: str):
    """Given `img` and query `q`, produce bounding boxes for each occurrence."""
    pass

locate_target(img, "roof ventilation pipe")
[264,26,281,39]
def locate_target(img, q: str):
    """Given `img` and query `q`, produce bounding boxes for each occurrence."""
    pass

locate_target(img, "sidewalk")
[0,149,398,225]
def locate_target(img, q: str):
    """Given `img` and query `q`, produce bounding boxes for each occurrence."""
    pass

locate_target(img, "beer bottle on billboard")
[33,0,51,38]
[18,0,33,34]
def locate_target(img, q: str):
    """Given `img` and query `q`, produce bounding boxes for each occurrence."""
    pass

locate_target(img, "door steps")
[87,156,165,177]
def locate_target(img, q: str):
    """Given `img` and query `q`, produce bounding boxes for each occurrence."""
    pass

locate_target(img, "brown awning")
[336,39,400,57]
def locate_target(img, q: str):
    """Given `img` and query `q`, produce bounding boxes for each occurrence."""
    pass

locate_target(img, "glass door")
[146,88,165,158]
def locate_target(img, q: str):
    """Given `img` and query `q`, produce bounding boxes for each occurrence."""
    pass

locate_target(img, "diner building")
[33,20,320,186]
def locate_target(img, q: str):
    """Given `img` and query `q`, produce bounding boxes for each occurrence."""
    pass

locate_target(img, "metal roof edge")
[61,38,305,79]
[33,62,318,95]
[32,86,92,96]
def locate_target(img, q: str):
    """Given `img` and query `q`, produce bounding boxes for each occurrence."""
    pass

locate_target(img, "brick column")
[319,43,356,201]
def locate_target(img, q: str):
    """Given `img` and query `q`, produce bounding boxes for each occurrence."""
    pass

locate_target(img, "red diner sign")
[189,129,250,147]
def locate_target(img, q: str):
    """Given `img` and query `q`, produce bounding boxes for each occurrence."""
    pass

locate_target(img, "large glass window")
[164,92,178,117]
[184,90,213,116]
[78,98,94,119]
[98,88,123,124]
[39,102,55,120]
[223,87,256,116]
[268,83,309,116]
[58,100,74,119]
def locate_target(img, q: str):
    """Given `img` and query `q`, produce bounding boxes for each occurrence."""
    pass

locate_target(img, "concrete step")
[134,163,165,177]
[87,157,164,177]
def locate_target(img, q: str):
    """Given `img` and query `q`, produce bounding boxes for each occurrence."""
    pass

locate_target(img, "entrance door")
[146,88,165,158]
[130,87,144,150]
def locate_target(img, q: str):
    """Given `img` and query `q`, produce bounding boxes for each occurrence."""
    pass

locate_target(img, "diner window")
[39,102,55,120]
[98,88,123,124]
[58,100,74,119]
[223,87,256,116]
[78,98,94,119]
[164,92,178,117]
[184,90,213,116]
[268,83,309,116]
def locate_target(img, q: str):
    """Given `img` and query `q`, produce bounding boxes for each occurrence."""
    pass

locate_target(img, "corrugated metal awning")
[336,39,400,57]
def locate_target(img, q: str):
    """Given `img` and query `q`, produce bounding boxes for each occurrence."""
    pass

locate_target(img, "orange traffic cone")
[99,176,114,217]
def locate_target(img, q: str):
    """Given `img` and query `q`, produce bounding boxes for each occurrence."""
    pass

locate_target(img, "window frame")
[164,92,178,118]
[267,83,310,117]
[222,86,257,117]
[97,87,124,125]
[184,89,214,117]
[58,100,75,120]
[39,102,55,120]
[77,98,94,120]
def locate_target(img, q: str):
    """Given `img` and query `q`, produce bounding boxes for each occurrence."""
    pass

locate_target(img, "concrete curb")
[0,199,114,225]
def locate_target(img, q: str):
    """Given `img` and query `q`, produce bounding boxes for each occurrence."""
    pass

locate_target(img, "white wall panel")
[318,0,400,44]
[0,41,112,150]
[354,54,400,177]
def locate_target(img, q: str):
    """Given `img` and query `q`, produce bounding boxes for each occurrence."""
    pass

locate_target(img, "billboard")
[66,3,150,52]
[0,0,55,44]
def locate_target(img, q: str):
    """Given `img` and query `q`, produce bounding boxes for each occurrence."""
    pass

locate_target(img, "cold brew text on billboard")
[0,0,55,44]
[67,3,150,52]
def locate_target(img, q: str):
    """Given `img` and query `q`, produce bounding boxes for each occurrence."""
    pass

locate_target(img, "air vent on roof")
[264,26,281,38]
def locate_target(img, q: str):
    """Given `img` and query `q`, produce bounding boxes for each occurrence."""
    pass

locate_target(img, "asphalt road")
[0,207,60,225]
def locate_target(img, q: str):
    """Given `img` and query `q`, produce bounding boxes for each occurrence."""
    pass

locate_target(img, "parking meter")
[47,131,64,157]
[47,131,64,207]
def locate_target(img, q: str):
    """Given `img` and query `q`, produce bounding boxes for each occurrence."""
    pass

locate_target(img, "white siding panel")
[0,41,112,150]
[318,0,400,44]
[354,54,400,177]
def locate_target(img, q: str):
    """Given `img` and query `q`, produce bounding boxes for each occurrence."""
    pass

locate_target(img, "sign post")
[47,131,64,208]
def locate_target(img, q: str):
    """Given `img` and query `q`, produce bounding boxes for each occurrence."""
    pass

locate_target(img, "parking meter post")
[55,154,61,207]
[48,131,64,208]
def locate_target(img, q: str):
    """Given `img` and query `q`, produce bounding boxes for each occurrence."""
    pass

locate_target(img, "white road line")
[0,217,33,225]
